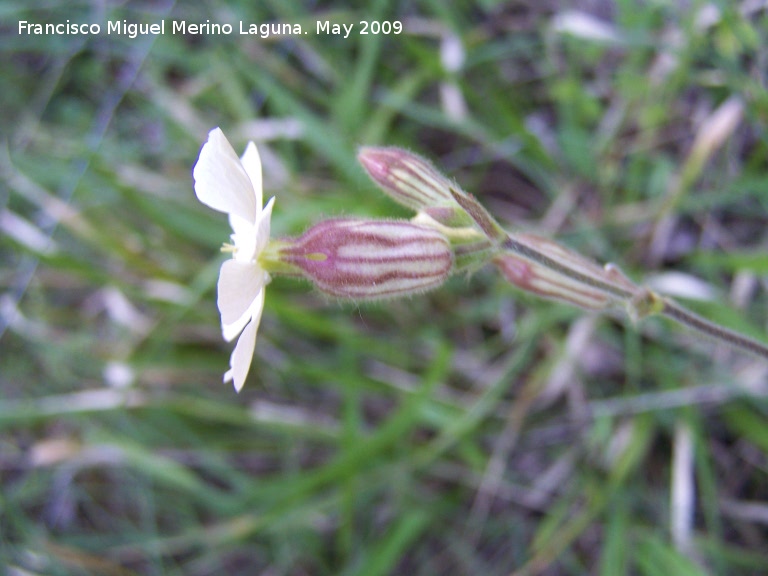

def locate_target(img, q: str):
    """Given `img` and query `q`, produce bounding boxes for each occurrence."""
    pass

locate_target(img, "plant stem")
[660,297,768,361]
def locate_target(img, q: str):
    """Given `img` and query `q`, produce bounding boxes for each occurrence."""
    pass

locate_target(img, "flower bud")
[358,147,473,228]
[279,219,454,300]
[495,233,638,310]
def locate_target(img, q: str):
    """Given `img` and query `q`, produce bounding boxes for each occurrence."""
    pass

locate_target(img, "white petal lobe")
[240,142,263,210]
[229,214,258,262]
[223,284,265,342]
[218,259,265,336]
[224,316,259,392]
[254,197,275,256]
[193,128,257,222]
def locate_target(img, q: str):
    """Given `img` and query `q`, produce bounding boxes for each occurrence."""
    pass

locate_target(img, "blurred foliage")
[1,0,768,574]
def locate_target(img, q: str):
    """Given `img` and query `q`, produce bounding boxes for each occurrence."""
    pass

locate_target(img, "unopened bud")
[495,233,638,310]
[358,147,472,227]
[279,219,454,300]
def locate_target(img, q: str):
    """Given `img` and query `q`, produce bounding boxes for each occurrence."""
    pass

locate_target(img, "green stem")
[660,297,768,361]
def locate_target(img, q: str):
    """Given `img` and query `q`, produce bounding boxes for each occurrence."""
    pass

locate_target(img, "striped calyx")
[358,147,473,228]
[279,219,454,300]
[494,233,638,310]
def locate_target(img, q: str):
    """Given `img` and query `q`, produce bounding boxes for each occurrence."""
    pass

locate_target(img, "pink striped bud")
[358,147,473,228]
[495,233,639,310]
[279,219,453,300]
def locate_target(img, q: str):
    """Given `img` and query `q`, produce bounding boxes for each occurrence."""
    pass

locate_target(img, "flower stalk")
[659,297,768,361]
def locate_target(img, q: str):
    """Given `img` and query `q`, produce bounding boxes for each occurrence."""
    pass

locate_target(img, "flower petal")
[223,279,265,343]
[223,310,259,392]
[229,214,258,263]
[254,196,275,256]
[193,128,256,222]
[240,142,263,211]
[217,259,265,340]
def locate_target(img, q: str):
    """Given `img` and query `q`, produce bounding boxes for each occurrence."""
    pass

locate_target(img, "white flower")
[193,127,274,392]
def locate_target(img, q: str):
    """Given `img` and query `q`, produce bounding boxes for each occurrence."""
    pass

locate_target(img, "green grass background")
[2,1,768,574]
